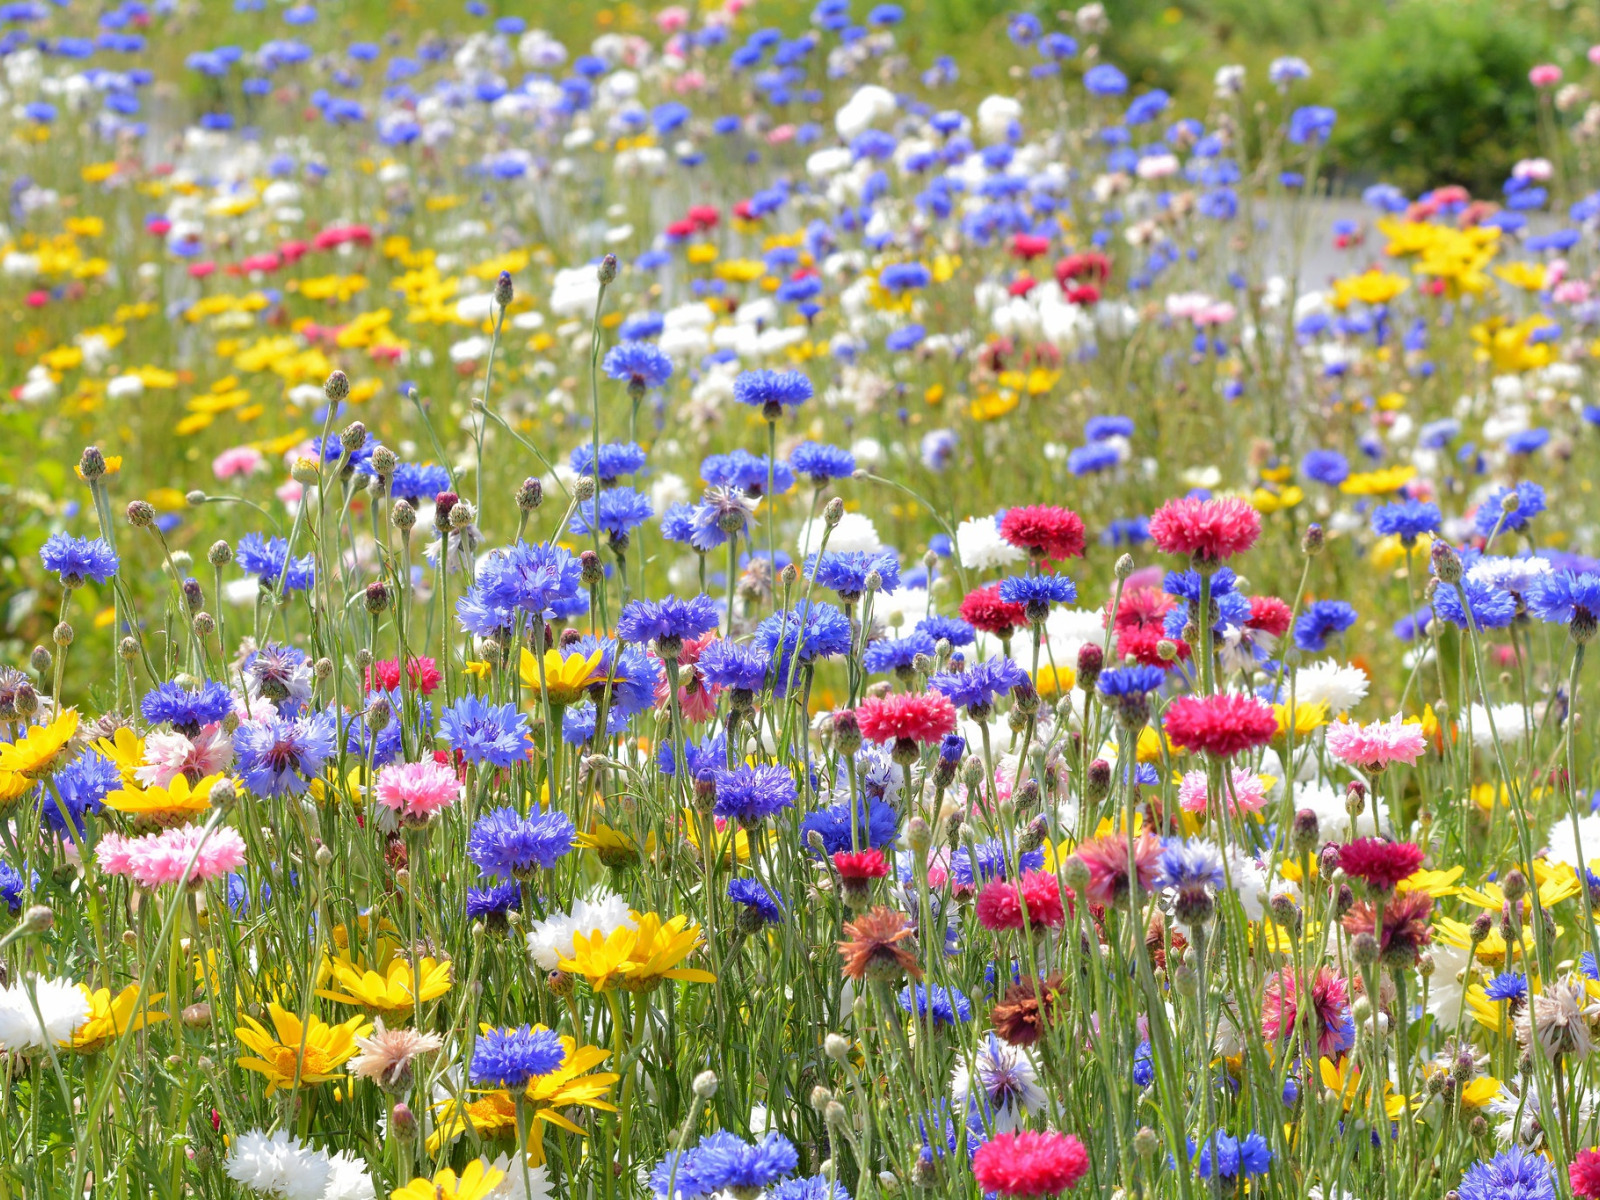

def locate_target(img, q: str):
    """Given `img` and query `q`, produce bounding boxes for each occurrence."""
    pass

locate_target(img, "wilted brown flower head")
[989,972,1065,1046]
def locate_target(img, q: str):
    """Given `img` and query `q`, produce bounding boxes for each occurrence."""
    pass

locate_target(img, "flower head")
[440,696,532,767]
[471,1025,566,1088]
[1148,496,1260,564]
[999,506,1087,561]
[712,763,796,823]
[468,806,576,879]
[1326,715,1428,773]
[40,533,118,587]
[374,759,462,822]
[733,368,813,417]
[1163,694,1278,758]
[1459,1147,1556,1200]
[973,1130,1090,1196]
[838,905,921,983]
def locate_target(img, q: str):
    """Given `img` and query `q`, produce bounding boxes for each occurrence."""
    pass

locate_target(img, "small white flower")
[224,1129,332,1200]
[1292,659,1370,715]
[955,515,1023,571]
[0,976,91,1050]
[797,512,881,557]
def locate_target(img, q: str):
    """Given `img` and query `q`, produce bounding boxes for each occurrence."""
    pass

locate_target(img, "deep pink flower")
[1176,766,1269,815]
[1260,967,1354,1057]
[1162,694,1278,758]
[1148,496,1261,563]
[974,1131,1090,1196]
[855,693,957,746]
[1337,838,1424,892]
[1000,505,1087,561]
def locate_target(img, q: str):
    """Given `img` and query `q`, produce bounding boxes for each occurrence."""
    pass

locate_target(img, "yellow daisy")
[518,645,604,706]
[559,911,716,993]
[105,772,228,826]
[0,710,80,777]
[391,1160,504,1200]
[69,985,167,1053]
[235,1003,371,1095]
[315,957,452,1013]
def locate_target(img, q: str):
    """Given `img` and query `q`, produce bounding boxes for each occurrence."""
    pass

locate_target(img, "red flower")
[1009,233,1052,259]
[1054,251,1111,285]
[364,656,443,695]
[1001,505,1087,561]
[1247,595,1294,638]
[1065,284,1100,306]
[1337,838,1424,892]
[1571,1150,1600,1199]
[961,584,1028,637]
[1148,496,1261,563]
[686,204,720,229]
[977,870,1069,931]
[1008,275,1037,297]
[855,693,957,746]
[1162,694,1277,758]
[973,1131,1090,1197]
[833,849,891,881]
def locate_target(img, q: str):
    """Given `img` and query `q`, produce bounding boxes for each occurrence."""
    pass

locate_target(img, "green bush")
[1332,0,1545,194]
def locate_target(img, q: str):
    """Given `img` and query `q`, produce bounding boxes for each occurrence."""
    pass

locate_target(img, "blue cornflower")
[478,541,584,619]
[617,594,720,647]
[39,532,119,587]
[769,1178,849,1200]
[862,632,936,679]
[141,679,234,734]
[466,880,521,922]
[571,441,649,483]
[468,806,576,879]
[602,340,674,390]
[1083,63,1127,95]
[929,657,1026,712]
[1097,665,1166,696]
[235,532,316,594]
[897,983,972,1026]
[713,763,797,822]
[756,601,854,691]
[1456,1147,1554,1200]
[1287,105,1336,144]
[1300,448,1349,486]
[570,487,654,542]
[1475,481,1546,537]
[917,614,975,647]
[998,573,1077,620]
[575,635,661,718]
[733,368,814,416]
[1434,579,1517,630]
[698,639,771,693]
[560,701,629,745]
[388,462,451,503]
[689,487,760,550]
[728,877,783,925]
[1086,414,1135,441]
[0,860,29,913]
[44,751,120,838]
[880,261,931,291]
[1133,1041,1154,1087]
[233,710,337,797]
[1157,838,1227,891]
[660,503,698,548]
[693,1131,800,1194]
[1068,442,1120,475]
[1195,1130,1273,1179]
[790,441,855,484]
[702,450,795,496]
[801,796,900,856]
[345,691,427,767]
[1485,972,1528,1002]
[470,1025,566,1088]
[1526,571,1600,632]
[439,696,531,767]
[649,1149,712,1200]
[1293,600,1357,652]
[952,839,1043,887]
[806,550,901,600]
[657,729,727,778]
[1371,500,1441,546]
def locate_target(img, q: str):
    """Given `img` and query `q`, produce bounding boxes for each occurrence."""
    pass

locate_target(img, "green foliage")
[1331,0,1546,194]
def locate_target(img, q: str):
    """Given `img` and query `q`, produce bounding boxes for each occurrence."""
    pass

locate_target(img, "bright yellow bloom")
[1319,1055,1406,1120]
[0,767,33,810]
[683,808,752,864]
[518,645,604,706]
[1457,870,1579,916]
[1435,916,1543,968]
[428,1034,619,1162]
[559,912,716,993]
[1032,663,1075,700]
[1274,699,1328,738]
[94,727,146,785]
[1471,315,1558,373]
[575,822,652,868]
[316,957,452,1012]
[1461,1076,1502,1107]
[70,985,167,1052]
[391,1159,504,1200]
[235,1004,372,1095]
[1370,532,1432,571]
[1340,466,1416,496]
[1464,982,1520,1035]
[106,773,229,826]
[1495,261,1549,292]
[1396,866,1463,898]
[0,710,79,777]
[1331,269,1409,309]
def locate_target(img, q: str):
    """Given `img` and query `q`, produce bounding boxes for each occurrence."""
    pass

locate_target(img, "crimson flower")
[1000,505,1087,561]
[1337,838,1424,893]
[1162,694,1277,758]
[961,584,1028,638]
[1149,495,1261,564]
[973,1131,1090,1197]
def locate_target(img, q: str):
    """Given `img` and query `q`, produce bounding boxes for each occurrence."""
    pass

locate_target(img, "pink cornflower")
[1260,967,1354,1057]
[1530,63,1563,87]
[1162,694,1278,759]
[374,759,461,823]
[98,825,246,889]
[654,633,721,722]
[1000,505,1087,561]
[655,4,689,30]
[136,724,234,788]
[855,692,957,755]
[976,871,1068,932]
[973,1130,1090,1196]
[212,445,265,480]
[1148,496,1261,564]
[1073,832,1162,906]
[1325,715,1428,773]
[1337,837,1424,893]
[1176,767,1269,815]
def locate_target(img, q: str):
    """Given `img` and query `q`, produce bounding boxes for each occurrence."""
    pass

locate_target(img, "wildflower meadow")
[7,2,1600,1199]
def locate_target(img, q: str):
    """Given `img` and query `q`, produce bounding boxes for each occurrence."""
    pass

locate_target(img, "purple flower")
[713,763,797,822]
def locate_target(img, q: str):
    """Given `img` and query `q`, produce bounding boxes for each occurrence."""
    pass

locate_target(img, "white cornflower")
[0,976,91,1050]
[796,512,881,557]
[1292,658,1369,714]
[526,887,637,971]
[486,1154,554,1200]
[955,515,1023,571]
[950,1034,1045,1134]
[224,1129,332,1200]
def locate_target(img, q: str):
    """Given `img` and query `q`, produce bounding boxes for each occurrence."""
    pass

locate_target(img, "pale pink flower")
[1555,281,1591,305]
[349,1017,443,1087]
[1325,715,1428,773]
[1177,767,1270,815]
[673,69,706,94]
[1530,64,1563,87]
[1512,157,1554,182]
[655,5,689,31]
[1590,45,1600,67]
[275,480,304,505]
[99,826,246,888]
[136,724,235,788]
[1192,301,1237,327]
[767,124,796,145]
[374,759,461,821]
[212,446,265,480]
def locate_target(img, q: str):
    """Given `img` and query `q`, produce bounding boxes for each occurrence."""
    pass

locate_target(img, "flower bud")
[494,270,514,308]
[78,446,106,481]
[574,476,597,502]
[53,621,73,648]
[516,477,543,512]
[1431,540,1463,584]
[824,1033,850,1061]
[1075,642,1103,691]
[182,1002,212,1028]
[193,612,216,638]
[1062,855,1091,893]
[449,500,475,531]
[1501,869,1527,903]
[1291,808,1319,855]
[209,778,236,811]
[119,636,139,662]
[433,492,458,534]
[579,550,604,588]
[390,1102,417,1140]
[126,500,155,528]
[365,581,390,614]
[693,1069,719,1099]
[324,370,350,402]
[598,254,619,284]
[291,457,320,485]
[207,539,233,567]
[186,489,207,507]
[21,905,53,934]
[824,497,845,527]
[1114,553,1135,580]
[391,499,416,532]
[29,646,51,675]
[370,445,399,477]
[1301,523,1325,556]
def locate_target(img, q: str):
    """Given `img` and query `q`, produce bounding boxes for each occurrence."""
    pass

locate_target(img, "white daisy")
[0,975,91,1050]
[955,515,1024,571]
[1291,658,1369,714]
